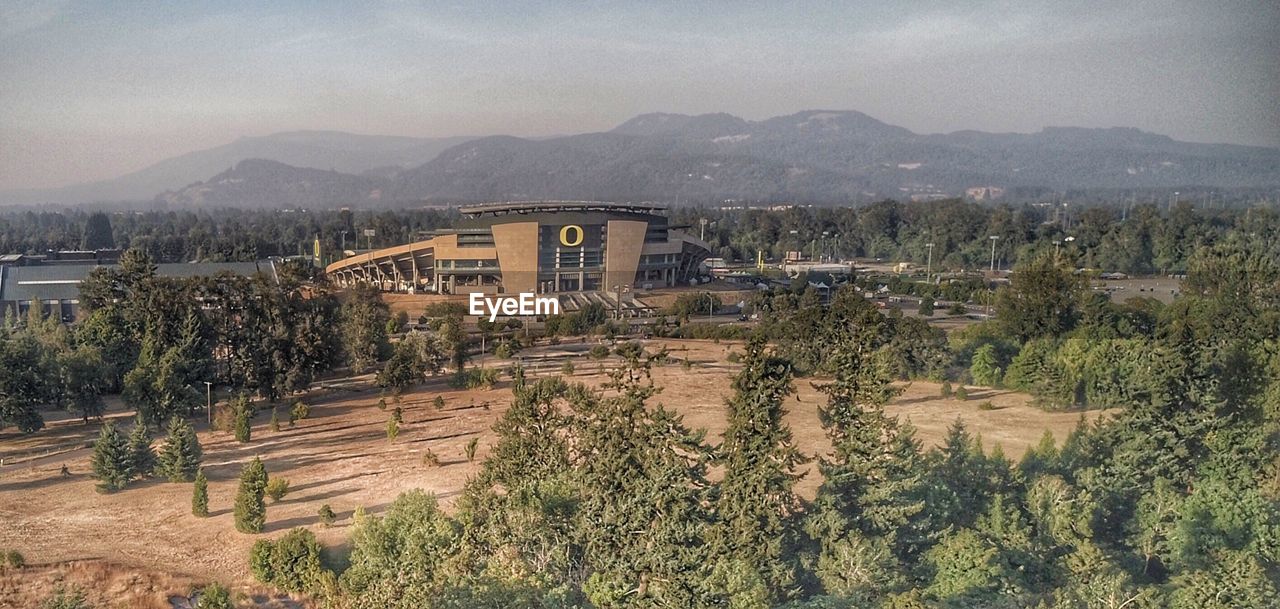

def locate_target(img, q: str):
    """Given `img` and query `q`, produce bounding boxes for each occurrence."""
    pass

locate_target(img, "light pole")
[988,235,1000,274]
[1053,240,1062,259]
[925,242,935,278]
[699,218,708,241]
[340,230,347,253]
[203,381,213,427]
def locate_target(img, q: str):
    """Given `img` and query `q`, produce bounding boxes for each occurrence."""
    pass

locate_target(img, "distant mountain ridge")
[8,110,1280,208]
[1,131,475,205]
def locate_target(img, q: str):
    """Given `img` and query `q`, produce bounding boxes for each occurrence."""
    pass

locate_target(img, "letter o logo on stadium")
[560,225,584,247]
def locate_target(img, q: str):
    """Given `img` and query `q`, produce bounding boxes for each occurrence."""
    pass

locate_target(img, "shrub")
[265,477,290,502]
[39,585,88,609]
[289,400,310,424]
[391,406,403,424]
[249,528,325,593]
[433,395,445,410]
[422,449,441,467]
[561,360,575,375]
[451,367,499,389]
[318,504,337,527]
[192,469,209,517]
[682,358,693,370]
[465,437,479,463]
[268,408,281,432]
[494,341,513,359]
[212,403,236,433]
[4,550,24,568]
[955,385,969,401]
[948,302,967,315]
[613,340,644,360]
[386,417,400,442]
[726,351,742,364]
[195,582,233,609]
[978,401,997,411]
[588,344,610,359]
[940,380,953,398]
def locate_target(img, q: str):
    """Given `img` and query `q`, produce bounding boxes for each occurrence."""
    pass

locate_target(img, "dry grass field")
[0,338,1108,606]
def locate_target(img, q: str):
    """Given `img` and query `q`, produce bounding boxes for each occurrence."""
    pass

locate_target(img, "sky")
[1,0,1277,190]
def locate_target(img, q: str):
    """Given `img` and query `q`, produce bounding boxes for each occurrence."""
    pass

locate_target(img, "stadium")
[325,201,713,299]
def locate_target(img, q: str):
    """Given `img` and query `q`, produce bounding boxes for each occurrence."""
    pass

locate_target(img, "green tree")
[90,421,133,492]
[917,296,934,316]
[156,416,203,482]
[340,284,390,374]
[710,336,807,604]
[192,469,210,517]
[378,338,425,390]
[994,253,1087,342]
[250,527,326,593]
[807,318,926,591]
[969,344,1003,387]
[56,346,108,422]
[339,490,460,605]
[233,394,252,443]
[234,457,268,533]
[0,332,53,433]
[127,417,156,479]
[81,211,115,250]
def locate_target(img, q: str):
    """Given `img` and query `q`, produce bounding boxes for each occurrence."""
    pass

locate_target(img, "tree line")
[3,200,1277,277]
[0,250,398,434]
[671,198,1280,275]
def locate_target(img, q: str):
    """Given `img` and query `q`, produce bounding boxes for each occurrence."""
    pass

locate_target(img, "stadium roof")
[459,201,668,217]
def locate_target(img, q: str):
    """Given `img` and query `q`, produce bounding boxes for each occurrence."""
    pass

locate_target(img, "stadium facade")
[325,201,712,295]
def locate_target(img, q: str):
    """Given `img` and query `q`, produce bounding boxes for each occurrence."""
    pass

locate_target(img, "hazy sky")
[1,0,1277,190]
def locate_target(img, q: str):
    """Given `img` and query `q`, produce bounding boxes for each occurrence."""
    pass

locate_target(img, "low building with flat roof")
[0,260,276,322]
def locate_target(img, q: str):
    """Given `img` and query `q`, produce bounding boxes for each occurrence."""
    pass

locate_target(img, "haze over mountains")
[6,111,1279,208]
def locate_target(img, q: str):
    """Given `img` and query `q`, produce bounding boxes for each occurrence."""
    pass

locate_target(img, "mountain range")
[6,111,1279,207]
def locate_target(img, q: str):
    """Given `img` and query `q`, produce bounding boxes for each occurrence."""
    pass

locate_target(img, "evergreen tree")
[234,457,268,533]
[710,336,807,604]
[572,358,716,607]
[90,421,133,492]
[81,211,115,250]
[807,321,926,593]
[156,416,203,482]
[127,417,156,479]
[969,344,1003,387]
[234,394,252,443]
[0,331,53,433]
[192,468,210,517]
